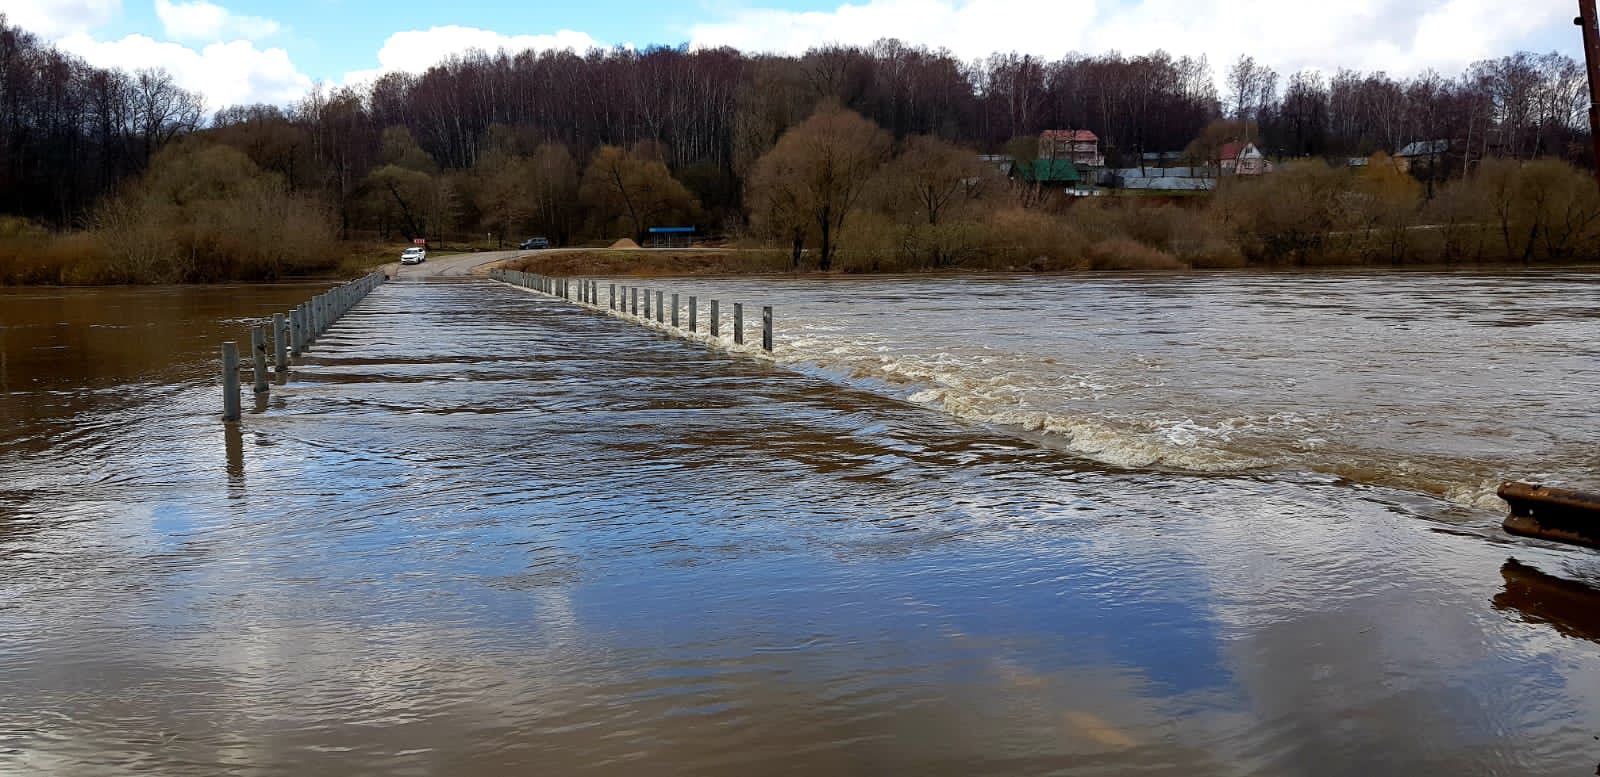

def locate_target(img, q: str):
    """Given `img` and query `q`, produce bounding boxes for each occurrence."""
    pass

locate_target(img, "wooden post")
[689,296,697,332]
[656,291,664,323]
[272,312,288,375]
[671,293,680,327]
[710,300,720,337]
[250,324,269,393]
[762,306,773,352]
[734,303,744,345]
[221,342,241,421]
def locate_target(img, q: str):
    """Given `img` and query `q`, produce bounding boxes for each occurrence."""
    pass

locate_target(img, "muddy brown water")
[2,274,1598,776]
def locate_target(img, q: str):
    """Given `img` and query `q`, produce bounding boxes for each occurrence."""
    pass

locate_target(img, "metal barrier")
[489,269,775,359]
[220,270,387,421]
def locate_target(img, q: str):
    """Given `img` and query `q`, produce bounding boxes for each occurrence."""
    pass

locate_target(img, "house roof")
[1397,140,1450,157]
[1016,159,1082,184]
[1041,129,1098,143]
[1220,142,1263,161]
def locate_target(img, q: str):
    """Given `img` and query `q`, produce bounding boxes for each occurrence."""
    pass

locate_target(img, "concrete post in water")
[272,313,288,374]
[689,296,697,332]
[221,342,241,422]
[644,288,652,319]
[762,306,773,352]
[291,305,304,356]
[671,293,680,327]
[734,303,744,345]
[710,300,719,337]
[610,284,617,310]
[656,291,664,323]
[631,287,639,316]
[250,324,269,394]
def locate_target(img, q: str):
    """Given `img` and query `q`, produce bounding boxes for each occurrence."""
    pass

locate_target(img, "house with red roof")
[1220,142,1272,175]
[1039,130,1105,168]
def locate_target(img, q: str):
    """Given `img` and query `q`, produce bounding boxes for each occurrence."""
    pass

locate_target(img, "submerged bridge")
[214,255,1600,553]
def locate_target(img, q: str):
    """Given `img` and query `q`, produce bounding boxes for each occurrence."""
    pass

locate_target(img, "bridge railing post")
[221,342,241,421]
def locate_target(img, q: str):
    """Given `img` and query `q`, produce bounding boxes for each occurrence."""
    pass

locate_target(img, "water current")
[1,273,1598,775]
[662,271,1600,509]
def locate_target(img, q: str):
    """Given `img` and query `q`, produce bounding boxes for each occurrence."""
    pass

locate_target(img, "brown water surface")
[1,276,1598,776]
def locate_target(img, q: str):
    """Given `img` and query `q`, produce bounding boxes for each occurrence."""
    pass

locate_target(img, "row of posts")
[488,269,773,353]
[221,271,388,422]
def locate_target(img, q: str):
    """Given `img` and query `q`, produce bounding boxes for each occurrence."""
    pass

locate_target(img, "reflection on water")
[1494,558,1600,644]
[1,276,1598,776]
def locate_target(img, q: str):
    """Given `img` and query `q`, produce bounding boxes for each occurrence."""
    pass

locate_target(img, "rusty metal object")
[1499,481,1600,548]
[1578,1,1600,188]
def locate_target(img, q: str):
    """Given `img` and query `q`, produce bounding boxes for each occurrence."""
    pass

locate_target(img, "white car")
[400,247,426,265]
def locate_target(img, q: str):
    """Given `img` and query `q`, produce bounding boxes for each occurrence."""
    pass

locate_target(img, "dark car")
[518,237,550,250]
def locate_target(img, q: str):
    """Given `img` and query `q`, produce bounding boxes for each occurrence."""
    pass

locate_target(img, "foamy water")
[639,271,1600,511]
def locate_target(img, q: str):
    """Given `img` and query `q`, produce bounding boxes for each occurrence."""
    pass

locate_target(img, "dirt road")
[388,249,527,280]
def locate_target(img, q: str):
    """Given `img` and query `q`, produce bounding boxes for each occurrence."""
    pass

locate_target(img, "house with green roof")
[1014,158,1082,186]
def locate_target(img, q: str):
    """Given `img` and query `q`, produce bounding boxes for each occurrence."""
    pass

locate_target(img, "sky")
[0,0,1581,109]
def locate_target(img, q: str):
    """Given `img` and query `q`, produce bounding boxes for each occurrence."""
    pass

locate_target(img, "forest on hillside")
[0,14,1596,282]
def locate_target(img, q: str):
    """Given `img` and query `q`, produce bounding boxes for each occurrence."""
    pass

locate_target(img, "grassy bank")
[506,249,788,277]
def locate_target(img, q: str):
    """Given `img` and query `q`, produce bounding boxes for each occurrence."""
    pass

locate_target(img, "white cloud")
[154,0,278,41]
[342,25,604,85]
[0,0,121,38]
[57,33,312,107]
[690,0,1569,80]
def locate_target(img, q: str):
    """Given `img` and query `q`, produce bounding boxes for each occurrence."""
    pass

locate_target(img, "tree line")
[0,12,1594,283]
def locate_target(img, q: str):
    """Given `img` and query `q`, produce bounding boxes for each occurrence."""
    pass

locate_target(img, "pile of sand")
[609,238,641,249]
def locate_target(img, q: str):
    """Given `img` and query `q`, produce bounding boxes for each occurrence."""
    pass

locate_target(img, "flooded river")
[2,272,1598,775]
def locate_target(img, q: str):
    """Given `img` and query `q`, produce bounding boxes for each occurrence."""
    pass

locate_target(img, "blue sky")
[1,0,1581,108]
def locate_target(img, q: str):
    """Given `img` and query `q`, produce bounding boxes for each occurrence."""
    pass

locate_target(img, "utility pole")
[1577,0,1600,189]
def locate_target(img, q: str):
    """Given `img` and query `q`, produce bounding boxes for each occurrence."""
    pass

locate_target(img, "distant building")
[1395,140,1450,173]
[1014,159,1082,187]
[1039,130,1105,168]
[1220,142,1272,175]
[1109,166,1216,191]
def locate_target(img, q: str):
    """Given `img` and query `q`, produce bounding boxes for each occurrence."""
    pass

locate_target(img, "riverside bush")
[1,142,341,285]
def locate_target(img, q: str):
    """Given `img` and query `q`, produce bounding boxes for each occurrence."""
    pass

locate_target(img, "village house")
[1395,140,1450,173]
[1013,158,1083,189]
[1220,142,1272,175]
[1039,130,1105,168]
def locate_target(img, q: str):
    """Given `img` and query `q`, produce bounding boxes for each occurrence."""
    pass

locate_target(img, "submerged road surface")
[1,277,1598,776]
